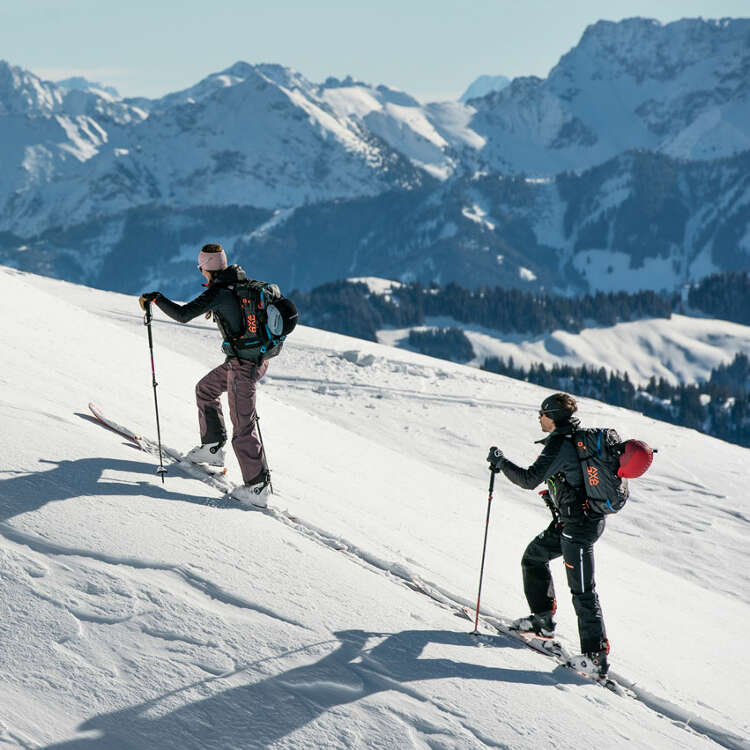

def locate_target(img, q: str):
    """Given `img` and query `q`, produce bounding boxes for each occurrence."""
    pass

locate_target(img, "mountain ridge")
[1,17,749,295]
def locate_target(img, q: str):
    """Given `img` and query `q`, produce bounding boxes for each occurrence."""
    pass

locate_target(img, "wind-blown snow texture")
[1,266,748,749]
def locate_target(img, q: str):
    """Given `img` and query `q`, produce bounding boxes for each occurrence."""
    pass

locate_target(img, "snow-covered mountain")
[1,62,430,235]
[3,144,748,297]
[2,264,748,748]
[0,62,134,120]
[0,61,146,229]
[459,74,511,103]
[468,17,750,174]
[228,149,750,295]
[56,76,120,99]
[1,17,750,295]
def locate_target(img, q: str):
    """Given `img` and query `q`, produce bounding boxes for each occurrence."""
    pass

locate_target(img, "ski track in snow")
[1,266,749,749]
[75,405,750,750]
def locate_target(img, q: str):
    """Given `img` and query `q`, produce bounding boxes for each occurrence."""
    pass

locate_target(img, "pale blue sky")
[2,0,748,101]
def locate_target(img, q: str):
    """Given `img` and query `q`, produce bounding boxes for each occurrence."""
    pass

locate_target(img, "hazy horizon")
[2,0,748,102]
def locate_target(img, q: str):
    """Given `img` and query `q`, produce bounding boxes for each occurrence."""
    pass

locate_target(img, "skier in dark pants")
[487,392,610,677]
[139,244,272,508]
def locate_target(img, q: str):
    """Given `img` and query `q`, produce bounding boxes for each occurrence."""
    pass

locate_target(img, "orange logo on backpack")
[587,466,600,485]
[246,312,257,334]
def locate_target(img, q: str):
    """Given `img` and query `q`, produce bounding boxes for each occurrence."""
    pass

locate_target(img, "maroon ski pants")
[195,358,268,484]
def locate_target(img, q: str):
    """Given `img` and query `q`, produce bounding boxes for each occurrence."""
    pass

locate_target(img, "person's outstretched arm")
[141,287,220,323]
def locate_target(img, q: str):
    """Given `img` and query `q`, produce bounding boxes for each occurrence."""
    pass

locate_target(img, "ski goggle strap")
[539,397,573,418]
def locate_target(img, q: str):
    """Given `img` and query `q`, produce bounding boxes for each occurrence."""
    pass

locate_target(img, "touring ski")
[88,402,235,497]
[458,606,625,695]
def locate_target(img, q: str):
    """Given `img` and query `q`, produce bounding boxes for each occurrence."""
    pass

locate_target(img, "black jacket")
[501,418,585,511]
[154,265,246,337]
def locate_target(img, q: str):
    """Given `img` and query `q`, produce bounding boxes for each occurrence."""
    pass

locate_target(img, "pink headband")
[198,246,228,271]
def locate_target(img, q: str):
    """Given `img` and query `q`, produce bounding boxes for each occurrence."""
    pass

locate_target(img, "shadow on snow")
[42,628,581,749]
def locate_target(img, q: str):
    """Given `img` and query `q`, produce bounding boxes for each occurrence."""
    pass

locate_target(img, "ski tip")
[602,678,625,696]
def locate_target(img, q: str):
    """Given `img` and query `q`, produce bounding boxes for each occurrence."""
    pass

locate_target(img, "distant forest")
[293,271,750,342]
[686,271,750,327]
[292,271,750,447]
[483,353,750,448]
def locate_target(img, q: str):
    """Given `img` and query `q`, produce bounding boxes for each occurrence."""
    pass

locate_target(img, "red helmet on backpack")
[617,440,654,478]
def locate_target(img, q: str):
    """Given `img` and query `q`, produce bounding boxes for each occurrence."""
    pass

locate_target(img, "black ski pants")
[521,517,608,653]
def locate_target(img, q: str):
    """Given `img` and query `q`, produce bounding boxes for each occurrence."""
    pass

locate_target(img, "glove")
[139,292,161,311]
[487,446,505,472]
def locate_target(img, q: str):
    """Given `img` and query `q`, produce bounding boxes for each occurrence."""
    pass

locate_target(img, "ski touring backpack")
[221,279,298,362]
[570,428,654,515]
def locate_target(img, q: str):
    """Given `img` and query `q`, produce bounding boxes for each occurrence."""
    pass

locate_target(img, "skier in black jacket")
[487,392,610,677]
[138,244,275,508]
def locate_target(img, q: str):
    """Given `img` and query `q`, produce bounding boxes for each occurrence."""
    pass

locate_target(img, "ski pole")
[143,303,167,483]
[255,412,273,494]
[471,469,496,634]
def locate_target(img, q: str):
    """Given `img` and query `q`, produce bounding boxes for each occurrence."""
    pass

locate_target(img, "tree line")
[686,271,750,326]
[482,353,750,447]
[292,271,750,342]
[291,272,750,447]
[293,280,683,341]
[407,328,475,363]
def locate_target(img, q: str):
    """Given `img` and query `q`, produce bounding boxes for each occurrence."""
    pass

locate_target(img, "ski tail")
[88,402,143,445]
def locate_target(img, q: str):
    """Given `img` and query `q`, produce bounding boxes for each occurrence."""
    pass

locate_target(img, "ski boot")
[185,442,226,470]
[231,471,272,509]
[569,647,610,678]
[509,611,556,638]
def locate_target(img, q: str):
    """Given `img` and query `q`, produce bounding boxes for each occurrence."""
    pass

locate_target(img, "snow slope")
[378,314,750,386]
[1,266,748,749]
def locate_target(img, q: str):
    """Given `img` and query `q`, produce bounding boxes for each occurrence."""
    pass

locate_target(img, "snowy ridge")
[0,62,434,234]
[56,76,120,99]
[0,61,145,231]
[378,313,750,386]
[2,265,748,748]
[2,17,750,230]
[469,17,750,174]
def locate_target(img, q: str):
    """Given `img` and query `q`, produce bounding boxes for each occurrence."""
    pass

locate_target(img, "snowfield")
[378,314,750,387]
[1,266,748,749]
